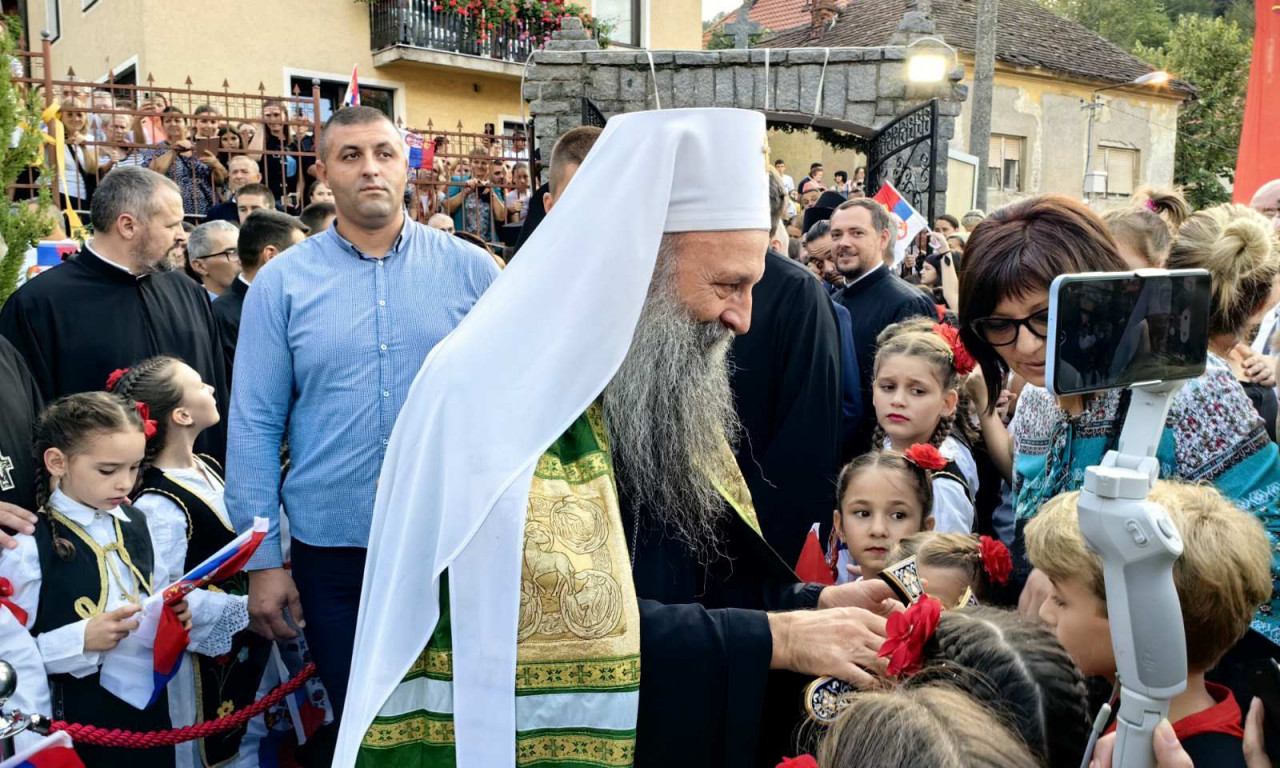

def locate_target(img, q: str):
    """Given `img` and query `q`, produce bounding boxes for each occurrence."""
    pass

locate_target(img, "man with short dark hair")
[513,126,604,252]
[803,219,841,292]
[235,183,276,224]
[226,107,498,741]
[213,209,307,372]
[187,219,241,299]
[832,197,935,457]
[299,201,336,234]
[0,166,229,456]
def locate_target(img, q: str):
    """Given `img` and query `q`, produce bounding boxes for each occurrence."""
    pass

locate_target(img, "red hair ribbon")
[903,443,947,472]
[106,368,129,392]
[0,578,29,626]
[135,402,158,441]
[933,323,976,376]
[978,536,1013,586]
[776,757,820,768]
[878,596,942,676]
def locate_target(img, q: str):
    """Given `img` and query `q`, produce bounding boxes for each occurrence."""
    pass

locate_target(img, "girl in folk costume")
[109,358,270,768]
[888,531,1015,608]
[0,392,192,768]
[872,318,980,533]
[829,446,938,585]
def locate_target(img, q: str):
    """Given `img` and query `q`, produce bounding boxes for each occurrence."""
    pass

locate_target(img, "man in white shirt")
[774,158,797,222]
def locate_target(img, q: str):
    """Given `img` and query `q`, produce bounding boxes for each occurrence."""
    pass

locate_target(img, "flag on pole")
[100,518,269,708]
[795,523,835,585]
[0,732,85,768]
[342,64,360,109]
[872,181,928,267]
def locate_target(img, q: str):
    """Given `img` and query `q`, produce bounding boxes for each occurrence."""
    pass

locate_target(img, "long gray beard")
[602,252,741,558]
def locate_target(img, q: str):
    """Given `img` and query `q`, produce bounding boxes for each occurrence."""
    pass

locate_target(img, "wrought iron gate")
[865,99,939,221]
[581,98,608,128]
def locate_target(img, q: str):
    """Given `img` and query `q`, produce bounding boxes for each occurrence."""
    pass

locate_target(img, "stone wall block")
[798,65,822,115]
[675,52,719,66]
[775,66,800,111]
[714,68,735,107]
[589,67,620,100]
[877,62,906,98]
[719,49,750,64]
[845,101,876,127]
[846,64,878,102]
[734,67,755,108]
[530,99,572,115]
[536,51,584,65]
[619,71,648,102]
[820,67,846,119]
[695,68,716,106]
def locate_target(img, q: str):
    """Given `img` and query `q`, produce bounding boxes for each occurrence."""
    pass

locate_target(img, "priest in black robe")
[831,199,935,457]
[0,167,229,459]
[0,336,41,515]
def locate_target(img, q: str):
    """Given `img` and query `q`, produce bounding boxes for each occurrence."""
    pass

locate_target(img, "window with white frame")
[1096,144,1139,197]
[987,134,1024,192]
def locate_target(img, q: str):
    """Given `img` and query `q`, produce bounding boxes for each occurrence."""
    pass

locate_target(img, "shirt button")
[378,300,386,306]
[382,390,390,398]
[382,438,389,446]
[379,344,388,352]
[377,261,385,268]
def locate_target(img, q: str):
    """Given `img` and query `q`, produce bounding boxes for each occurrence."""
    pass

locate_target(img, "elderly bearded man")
[336,109,898,768]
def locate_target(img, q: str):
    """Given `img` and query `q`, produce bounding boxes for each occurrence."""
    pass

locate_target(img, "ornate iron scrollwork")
[582,98,607,128]
[866,100,939,221]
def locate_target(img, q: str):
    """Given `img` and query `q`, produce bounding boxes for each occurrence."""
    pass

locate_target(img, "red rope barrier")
[49,663,317,748]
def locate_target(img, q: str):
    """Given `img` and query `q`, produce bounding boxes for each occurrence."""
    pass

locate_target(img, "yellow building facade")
[24,0,701,133]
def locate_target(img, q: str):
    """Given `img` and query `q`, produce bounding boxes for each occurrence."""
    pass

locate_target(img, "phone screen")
[1048,270,1211,396]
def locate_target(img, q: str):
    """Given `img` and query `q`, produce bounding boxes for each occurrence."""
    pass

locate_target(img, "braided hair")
[104,356,184,475]
[33,392,146,561]
[915,606,1091,768]
[836,450,934,519]
[872,318,965,449]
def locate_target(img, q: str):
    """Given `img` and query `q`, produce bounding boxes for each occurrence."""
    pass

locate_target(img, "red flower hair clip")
[903,443,947,472]
[106,368,129,392]
[878,596,942,676]
[134,402,158,441]
[933,323,976,376]
[978,535,1013,586]
[776,757,820,768]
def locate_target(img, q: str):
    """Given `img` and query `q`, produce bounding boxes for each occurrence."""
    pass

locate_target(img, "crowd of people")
[0,100,1279,768]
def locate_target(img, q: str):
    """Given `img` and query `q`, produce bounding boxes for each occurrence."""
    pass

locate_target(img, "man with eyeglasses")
[187,219,241,300]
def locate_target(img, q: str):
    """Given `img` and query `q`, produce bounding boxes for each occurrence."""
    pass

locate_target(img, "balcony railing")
[369,0,558,65]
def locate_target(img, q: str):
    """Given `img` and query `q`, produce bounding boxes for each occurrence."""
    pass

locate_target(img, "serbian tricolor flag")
[795,523,835,585]
[342,64,360,109]
[872,181,928,267]
[405,132,435,170]
[100,518,269,709]
[0,732,85,768]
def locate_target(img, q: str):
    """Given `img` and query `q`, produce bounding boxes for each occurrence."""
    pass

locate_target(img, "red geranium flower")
[933,322,976,376]
[106,368,129,392]
[878,596,942,676]
[979,535,1013,586]
[903,443,947,472]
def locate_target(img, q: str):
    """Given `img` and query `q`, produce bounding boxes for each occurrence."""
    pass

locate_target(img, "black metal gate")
[581,98,607,128]
[865,99,939,222]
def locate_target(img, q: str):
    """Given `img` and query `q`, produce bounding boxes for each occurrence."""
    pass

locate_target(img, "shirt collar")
[50,487,131,526]
[237,273,251,288]
[328,214,411,262]
[846,262,884,287]
[84,242,137,276]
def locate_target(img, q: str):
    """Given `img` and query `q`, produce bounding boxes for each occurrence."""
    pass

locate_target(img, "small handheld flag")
[872,181,928,267]
[795,523,835,585]
[405,132,435,171]
[342,64,360,109]
[0,731,85,768]
[100,518,269,709]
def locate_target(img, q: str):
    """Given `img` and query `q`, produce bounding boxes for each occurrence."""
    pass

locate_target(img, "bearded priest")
[335,108,898,768]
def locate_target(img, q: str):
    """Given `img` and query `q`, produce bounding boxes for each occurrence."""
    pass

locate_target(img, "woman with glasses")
[957,195,1280,620]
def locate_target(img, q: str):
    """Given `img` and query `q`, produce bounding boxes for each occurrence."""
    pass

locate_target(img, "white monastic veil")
[334,108,770,767]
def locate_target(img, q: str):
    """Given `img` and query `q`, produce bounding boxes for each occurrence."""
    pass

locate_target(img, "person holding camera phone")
[445,147,506,244]
[146,107,227,219]
[956,197,1280,679]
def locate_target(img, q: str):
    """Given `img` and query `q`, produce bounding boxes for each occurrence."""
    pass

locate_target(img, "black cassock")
[0,249,229,460]
[621,475,822,768]
[730,250,843,564]
[0,336,42,511]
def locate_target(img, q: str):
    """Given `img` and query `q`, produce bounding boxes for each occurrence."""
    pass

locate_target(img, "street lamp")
[906,36,958,84]
[1083,70,1171,199]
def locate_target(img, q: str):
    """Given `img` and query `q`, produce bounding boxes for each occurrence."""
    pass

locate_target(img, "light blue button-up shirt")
[225,218,499,569]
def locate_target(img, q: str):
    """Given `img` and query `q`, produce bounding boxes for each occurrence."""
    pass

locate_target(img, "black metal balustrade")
[369,0,559,64]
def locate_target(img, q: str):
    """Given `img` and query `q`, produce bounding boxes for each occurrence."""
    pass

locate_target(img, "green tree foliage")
[0,17,53,304]
[1136,14,1252,208]
[1038,0,1173,50]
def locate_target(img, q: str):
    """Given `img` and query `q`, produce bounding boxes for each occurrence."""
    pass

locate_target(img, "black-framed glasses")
[194,247,239,262]
[969,309,1050,347]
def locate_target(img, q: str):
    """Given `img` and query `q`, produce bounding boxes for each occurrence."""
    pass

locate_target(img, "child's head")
[34,391,148,515]
[1026,481,1273,679]
[817,684,1039,768]
[106,356,219,464]
[833,450,935,579]
[873,319,972,448]
[1102,188,1189,269]
[913,607,1091,768]
[891,532,1008,607]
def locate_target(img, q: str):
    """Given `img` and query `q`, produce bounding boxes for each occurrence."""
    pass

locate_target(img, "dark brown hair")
[836,450,934,519]
[958,195,1128,411]
[834,196,891,236]
[549,126,603,195]
[1103,188,1190,268]
[106,356,186,475]
[33,392,146,560]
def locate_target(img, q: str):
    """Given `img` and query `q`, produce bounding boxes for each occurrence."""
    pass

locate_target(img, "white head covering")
[334,108,770,768]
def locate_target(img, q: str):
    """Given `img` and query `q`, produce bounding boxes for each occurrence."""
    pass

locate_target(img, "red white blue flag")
[872,181,928,267]
[342,64,360,108]
[0,732,85,768]
[100,518,269,708]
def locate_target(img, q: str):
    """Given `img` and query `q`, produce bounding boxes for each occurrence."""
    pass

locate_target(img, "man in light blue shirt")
[225,107,498,730]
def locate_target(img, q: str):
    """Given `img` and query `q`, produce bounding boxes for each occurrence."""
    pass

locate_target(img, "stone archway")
[521,17,966,218]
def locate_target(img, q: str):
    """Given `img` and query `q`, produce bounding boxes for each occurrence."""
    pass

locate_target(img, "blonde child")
[872,318,979,533]
[830,446,938,584]
[1,392,192,768]
[889,531,1013,608]
[109,357,267,768]
[1026,481,1273,767]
